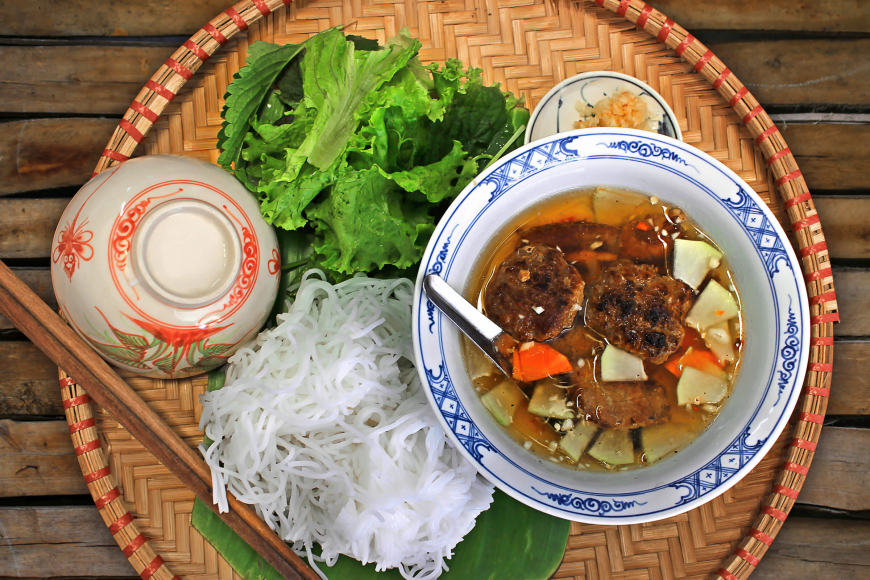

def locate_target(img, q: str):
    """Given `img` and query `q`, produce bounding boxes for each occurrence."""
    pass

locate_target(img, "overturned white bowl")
[51,155,280,379]
[412,128,809,524]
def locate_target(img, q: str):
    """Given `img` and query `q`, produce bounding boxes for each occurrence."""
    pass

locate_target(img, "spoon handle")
[423,274,513,377]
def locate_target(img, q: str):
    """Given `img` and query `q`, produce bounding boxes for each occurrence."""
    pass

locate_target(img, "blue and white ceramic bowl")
[412,128,809,524]
[525,71,682,144]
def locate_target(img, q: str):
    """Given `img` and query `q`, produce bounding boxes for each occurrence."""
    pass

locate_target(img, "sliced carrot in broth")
[664,356,684,378]
[683,348,725,370]
[665,329,714,378]
[666,346,726,379]
[511,349,523,381]
[512,342,573,382]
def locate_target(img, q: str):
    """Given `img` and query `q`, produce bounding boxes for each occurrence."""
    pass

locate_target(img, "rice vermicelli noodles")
[199,271,493,579]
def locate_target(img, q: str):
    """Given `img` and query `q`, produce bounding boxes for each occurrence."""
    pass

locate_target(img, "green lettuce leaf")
[259,161,333,230]
[306,166,434,274]
[432,63,530,163]
[346,34,382,52]
[217,41,306,171]
[256,92,288,126]
[387,140,479,203]
[272,33,382,109]
[358,103,431,172]
[274,57,305,106]
[297,28,421,171]
[266,228,314,325]
[427,58,475,120]
[219,29,530,280]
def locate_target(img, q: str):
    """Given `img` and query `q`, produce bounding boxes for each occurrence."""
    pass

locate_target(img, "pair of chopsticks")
[0,259,319,580]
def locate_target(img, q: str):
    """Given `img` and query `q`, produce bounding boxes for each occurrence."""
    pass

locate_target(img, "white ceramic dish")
[525,71,682,144]
[51,155,280,379]
[412,128,809,524]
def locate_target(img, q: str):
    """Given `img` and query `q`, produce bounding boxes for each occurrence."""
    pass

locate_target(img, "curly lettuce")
[218,28,529,277]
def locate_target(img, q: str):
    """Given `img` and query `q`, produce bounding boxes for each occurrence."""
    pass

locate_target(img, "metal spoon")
[422,273,515,377]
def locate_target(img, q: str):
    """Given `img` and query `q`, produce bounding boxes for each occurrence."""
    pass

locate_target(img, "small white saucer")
[525,71,682,144]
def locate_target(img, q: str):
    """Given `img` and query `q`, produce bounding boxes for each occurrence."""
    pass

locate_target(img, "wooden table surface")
[1,1,869,579]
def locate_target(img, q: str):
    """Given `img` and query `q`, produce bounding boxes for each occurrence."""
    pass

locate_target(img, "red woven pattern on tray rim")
[59,371,181,580]
[72,1,837,580]
[91,0,291,179]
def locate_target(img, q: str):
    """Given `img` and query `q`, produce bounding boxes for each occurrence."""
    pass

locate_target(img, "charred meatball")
[585,261,694,363]
[485,245,585,342]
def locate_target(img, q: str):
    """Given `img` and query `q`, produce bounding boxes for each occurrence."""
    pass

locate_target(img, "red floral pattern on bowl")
[51,155,281,379]
[52,205,94,281]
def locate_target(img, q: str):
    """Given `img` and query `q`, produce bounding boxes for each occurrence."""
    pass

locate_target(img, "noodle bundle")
[200,271,493,579]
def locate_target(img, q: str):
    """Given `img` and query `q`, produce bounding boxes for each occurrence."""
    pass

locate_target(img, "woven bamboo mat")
[58,1,838,580]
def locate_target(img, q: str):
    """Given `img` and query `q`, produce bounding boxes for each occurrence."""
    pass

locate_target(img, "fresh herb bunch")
[218,28,529,279]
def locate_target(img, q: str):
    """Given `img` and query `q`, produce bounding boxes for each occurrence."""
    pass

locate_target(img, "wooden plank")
[772,113,870,124]
[830,342,870,416]
[0,268,57,330]
[6,265,867,336]
[752,517,870,580]
[0,118,118,196]
[778,123,870,192]
[1,0,867,36]
[707,39,870,107]
[651,0,870,33]
[0,506,135,578]
[1,414,868,502]
[0,278,868,418]
[0,341,63,417]
[2,40,870,114]
[0,419,88,497]
[814,196,870,260]
[0,119,867,197]
[0,341,141,419]
[9,263,869,339]
[0,0,231,37]
[832,269,870,340]
[799,427,870,510]
[0,45,175,115]
[0,508,867,579]
[5,196,869,260]
[0,198,68,259]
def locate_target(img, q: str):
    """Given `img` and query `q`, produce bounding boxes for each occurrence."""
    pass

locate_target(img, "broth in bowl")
[463,188,742,471]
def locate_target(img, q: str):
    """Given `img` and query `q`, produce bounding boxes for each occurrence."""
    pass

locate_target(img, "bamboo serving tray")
[58,1,839,579]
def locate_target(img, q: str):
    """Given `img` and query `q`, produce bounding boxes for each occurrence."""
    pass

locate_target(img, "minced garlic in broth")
[462,187,743,471]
